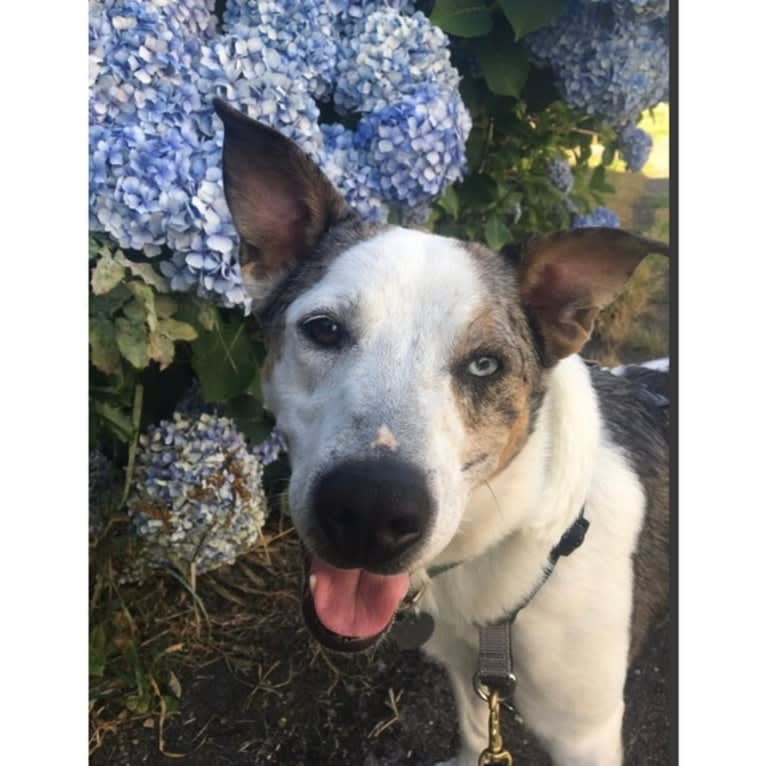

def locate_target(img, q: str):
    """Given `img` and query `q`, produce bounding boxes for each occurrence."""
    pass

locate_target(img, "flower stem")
[120,382,144,509]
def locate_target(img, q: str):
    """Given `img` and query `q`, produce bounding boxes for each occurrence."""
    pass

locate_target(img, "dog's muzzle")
[300,457,433,652]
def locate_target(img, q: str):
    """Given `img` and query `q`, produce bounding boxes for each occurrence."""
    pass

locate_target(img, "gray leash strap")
[477,620,516,697]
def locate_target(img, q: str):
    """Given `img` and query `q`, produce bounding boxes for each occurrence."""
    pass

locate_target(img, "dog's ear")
[509,228,669,363]
[213,98,350,309]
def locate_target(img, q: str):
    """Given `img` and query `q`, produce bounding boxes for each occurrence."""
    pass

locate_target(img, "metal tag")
[391,611,435,650]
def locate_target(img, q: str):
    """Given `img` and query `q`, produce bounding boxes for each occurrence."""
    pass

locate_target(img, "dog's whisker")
[483,479,502,520]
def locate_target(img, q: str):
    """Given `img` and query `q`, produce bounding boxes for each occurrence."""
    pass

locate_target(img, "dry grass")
[587,253,669,366]
[89,508,299,753]
[88,508,396,759]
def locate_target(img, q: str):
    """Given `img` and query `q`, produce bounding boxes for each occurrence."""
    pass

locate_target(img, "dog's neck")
[428,355,600,570]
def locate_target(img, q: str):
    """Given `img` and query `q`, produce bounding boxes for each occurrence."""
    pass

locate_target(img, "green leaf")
[127,281,158,332]
[89,625,108,677]
[196,302,218,332]
[430,0,493,37]
[223,394,273,443]
[116,254,169,293]
[458,173,498,207]
[154,295,178,319]
[157,318,197,343]
[437,185,460,218]
[93,399,134,442]
[122,298,146,324]
[474,30,529,98]
[601,143,616,167]
[589,165,615,193]
[498,0,564,39]
[147,331,176,370]
[484,214,512,251]
[115,317,150,369]
[91,250,126,295]
[191,316,260,402]
[91,284,132,317]
[89,318,122,376]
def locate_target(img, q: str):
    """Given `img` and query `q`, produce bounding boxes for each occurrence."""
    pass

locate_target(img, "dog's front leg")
[514,677,625,766]
[424,622,487,766]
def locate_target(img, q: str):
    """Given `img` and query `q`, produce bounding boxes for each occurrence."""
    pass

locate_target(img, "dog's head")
[214,100,668,650]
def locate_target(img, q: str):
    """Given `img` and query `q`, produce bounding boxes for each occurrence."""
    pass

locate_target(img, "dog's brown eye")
[301,315,344,348]
[467,356,500,378]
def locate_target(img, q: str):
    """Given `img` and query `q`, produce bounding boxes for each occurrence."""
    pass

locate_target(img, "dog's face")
[214,99,668,649]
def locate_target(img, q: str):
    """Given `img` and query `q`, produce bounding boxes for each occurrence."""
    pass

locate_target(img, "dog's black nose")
[312,458,432,571]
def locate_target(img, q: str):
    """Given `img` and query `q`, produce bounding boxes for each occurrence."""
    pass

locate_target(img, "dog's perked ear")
[213,98,350,309]
[508,228,669,364]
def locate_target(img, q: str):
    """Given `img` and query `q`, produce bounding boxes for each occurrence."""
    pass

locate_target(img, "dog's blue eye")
[301,315,344,348]
[467,356,500,377]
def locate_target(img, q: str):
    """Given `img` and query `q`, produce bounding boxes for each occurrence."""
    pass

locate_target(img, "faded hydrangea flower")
[128,412,267,574]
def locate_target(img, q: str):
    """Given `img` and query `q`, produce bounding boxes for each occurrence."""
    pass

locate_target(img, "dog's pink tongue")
[310,556,410,639]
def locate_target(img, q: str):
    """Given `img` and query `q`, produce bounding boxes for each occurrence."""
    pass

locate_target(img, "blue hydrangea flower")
[128,412,268,574]
[616,123,653,172]
[334,9,460,114]
[525,0,669,126]
[223,0,340,100]
[89,122,201,254]
[549,158,575,194]
[573,205,621,228]
[195,32,322,155]
[89,0,211,131]
[253,429,288,466]
[337,0,416,34]
[319,124,390,223]
[89,1,472,311]
[615,0,669,21]
[579,0,668,21]
[354,84,472,207]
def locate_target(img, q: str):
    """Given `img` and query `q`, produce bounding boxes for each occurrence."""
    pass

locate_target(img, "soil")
[91,538,671,766]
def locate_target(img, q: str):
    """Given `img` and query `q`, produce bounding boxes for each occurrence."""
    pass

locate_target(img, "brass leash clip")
[478,688,513,765]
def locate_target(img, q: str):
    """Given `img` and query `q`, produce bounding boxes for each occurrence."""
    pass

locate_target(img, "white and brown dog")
[214,99,669,766]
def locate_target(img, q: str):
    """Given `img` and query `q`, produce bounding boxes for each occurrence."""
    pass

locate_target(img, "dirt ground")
[91,534,671,766]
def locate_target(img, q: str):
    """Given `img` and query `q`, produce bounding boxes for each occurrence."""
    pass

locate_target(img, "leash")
[394,507,590,766]
[474,508,589,765]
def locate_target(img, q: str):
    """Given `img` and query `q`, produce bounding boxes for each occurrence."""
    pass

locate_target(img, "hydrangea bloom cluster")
[573,206,621,229]
[616,123,653,172]
[548,158,575,194]
[319,123,391,224]
[89,0,471,311]
[354,84,472,208]
[612,0,669,22]
[128,412,267,574]
[525,0,669,127]
[223,0,339,100]
[334,10,459,114]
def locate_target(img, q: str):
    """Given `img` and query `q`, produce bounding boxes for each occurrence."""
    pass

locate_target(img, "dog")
[213,98,670,766]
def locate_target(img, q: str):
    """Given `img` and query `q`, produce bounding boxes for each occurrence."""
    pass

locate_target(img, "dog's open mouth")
[302,553,410,653]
